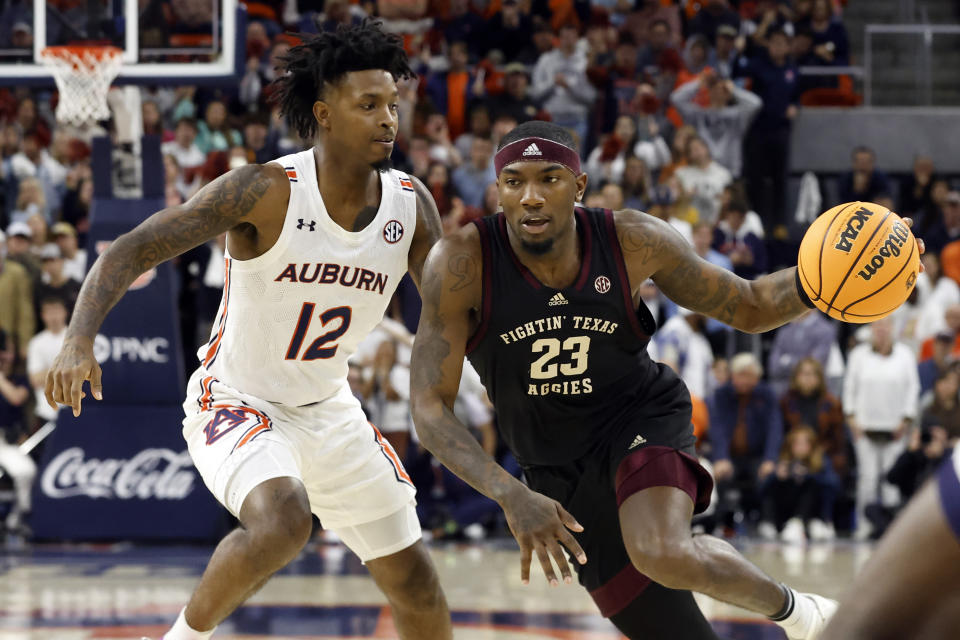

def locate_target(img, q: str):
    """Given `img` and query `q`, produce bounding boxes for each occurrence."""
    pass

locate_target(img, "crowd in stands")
[0,0,959,544]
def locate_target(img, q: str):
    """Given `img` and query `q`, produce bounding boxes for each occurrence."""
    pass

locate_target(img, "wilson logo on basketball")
[857,221,910,281]
[383,220,404,244]
[594,275,611,294]
[833,206,874,253]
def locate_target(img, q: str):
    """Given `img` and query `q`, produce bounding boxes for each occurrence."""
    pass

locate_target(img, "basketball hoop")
[40,45,124,127]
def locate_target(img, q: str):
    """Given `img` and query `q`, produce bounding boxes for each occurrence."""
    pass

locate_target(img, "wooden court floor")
[0,539,867,639]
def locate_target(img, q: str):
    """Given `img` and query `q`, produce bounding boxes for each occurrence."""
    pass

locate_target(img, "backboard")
[0,0,245,86]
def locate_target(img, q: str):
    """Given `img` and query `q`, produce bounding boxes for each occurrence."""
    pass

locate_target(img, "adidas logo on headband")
[522,143,542,157]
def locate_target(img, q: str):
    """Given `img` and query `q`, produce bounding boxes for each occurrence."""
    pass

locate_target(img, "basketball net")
[40,46,124,128]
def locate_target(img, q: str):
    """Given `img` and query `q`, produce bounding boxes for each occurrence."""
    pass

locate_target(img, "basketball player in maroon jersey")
[409,121,922,639]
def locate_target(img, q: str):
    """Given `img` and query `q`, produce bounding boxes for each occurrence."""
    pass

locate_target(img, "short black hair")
[272,20,414,141]
[497,120,577,152]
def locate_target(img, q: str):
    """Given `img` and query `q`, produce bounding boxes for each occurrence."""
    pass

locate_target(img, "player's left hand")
[500,486,587,587]
[902,217,926,271]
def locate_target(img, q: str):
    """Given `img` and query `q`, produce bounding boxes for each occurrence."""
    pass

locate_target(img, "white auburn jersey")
[195,149,417,406]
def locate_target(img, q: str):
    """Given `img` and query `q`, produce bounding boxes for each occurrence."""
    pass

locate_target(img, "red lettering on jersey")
[275,264,298,282]
[320,263,340,283]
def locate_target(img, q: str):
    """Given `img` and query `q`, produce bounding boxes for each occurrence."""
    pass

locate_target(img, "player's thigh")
[609,581,722,640]
[334,500,422,564]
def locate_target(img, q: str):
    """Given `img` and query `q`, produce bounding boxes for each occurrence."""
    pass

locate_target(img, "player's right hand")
[500,486,587,587]
[44,337,103,417]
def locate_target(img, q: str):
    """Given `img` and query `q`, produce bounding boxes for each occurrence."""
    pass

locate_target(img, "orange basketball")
[797,201,920,323]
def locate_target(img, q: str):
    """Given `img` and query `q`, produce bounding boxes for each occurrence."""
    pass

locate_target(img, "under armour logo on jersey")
[297,219,316,231]
[383,219,404,244]
[522,143,542,157]
[548,292,568,306]
[595,275,611,294]
[628,434,647,449]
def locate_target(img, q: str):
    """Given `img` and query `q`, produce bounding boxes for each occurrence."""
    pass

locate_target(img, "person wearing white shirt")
[657,309,715,399]
[50,221,86,283]
[161,118,206,172]
[843,318,920,539]
[27,297,68,424]
[674,136,732,223]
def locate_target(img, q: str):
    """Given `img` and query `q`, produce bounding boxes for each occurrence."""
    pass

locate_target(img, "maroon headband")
[494,136,581,177]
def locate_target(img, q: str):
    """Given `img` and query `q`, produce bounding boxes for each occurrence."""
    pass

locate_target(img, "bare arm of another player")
[410,231,587,585]
[45,163,288,415]
[616,210,810,333]
[406,176,444,291]
[821,480,960,640]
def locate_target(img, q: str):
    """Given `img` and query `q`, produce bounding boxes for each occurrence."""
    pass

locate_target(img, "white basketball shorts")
[182,368,419,561]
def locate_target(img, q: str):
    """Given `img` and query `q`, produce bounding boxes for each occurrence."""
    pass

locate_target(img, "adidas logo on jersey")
[548,292,568,306]
[628,434,647,449]
[522,143,542,157]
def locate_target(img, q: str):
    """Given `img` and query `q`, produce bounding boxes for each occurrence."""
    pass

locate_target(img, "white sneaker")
[781,518,807,544]
[758,521,778,541]
[777,591,839,640]
[808,519,836,542]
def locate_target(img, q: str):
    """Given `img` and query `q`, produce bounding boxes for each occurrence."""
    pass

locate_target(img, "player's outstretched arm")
[616,210,810,333]
[45,163,287,416]
[410,230,587,586]
[406,176,444,291]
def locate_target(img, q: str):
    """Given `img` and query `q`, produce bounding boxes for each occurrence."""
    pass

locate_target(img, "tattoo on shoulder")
[413,267,452,388]
[619,222,669,264]
[447,253,478,292]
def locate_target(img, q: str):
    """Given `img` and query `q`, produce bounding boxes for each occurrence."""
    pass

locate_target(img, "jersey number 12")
[285,303,352,360]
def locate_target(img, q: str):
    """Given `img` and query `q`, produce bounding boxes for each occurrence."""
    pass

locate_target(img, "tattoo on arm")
[68,164,274,341]
[447,253,478,292]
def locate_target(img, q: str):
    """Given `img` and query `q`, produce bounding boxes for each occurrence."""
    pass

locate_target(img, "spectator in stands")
[709,24,742,79]
[768,313,837,397]
[886,423,949,510]
[838,146,891,205]
[759,425,835,543]
[670,70,762,177]
[801,0,849,67]
[688,0,741,46]
[479,0,532,62]
[423,113,463,167]
[621,155,651,210]
[899,155,937,229]
[161,118,206,174]
[487,63,539,125]
[919,332,955,395]
[437,0,484,55]
[141,100,167,139]
[920,370,960,445]
[923,190,960,256]
[195,99,242,154]
[27,296,68,428]
[710,352,783,528]
[10,176,46,226]
[6,130,66,220]
[4,221,40,286]
[624,0,682,50]
[588,32,645,132]
[0,328,34,536]
[739,28,798,227]
[36,243,80,315]
[49,222,85,283]
[657,308,714,399]
[425,161,460,221]
[451,136,495,209]
[674,135,732,222]
[712,198,767,279]
[781,357,848,476]
[425,40,480,141]
[586,116,670,185]
[912,253,960,346]
[363,338,412,462]
[60,166,93,234]
[0,231,35,359]
[454,102,493,159]
[531,23,596,149]
[243,111,279,165]
[682,34,711,78]
[599,182,625,211]
[920,304,960,362]
[463,182,500,225]
[635,18,684,105]
[844,318,919,539]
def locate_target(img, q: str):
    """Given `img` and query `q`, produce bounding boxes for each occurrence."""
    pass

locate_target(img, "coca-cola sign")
[41,447,197,500]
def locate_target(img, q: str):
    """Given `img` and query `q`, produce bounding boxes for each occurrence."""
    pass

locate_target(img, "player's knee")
[244,487,313,561]
[625,536,699,591]
[384,551,444,612]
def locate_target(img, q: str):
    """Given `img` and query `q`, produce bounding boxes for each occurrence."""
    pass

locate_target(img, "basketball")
[797,201,920,322]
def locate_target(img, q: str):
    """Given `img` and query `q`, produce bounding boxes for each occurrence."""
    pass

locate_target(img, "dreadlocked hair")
[272,20,413,141]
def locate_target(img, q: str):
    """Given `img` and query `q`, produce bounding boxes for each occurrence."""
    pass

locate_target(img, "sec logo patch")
[594,275,611,294]
[383,220,404,244]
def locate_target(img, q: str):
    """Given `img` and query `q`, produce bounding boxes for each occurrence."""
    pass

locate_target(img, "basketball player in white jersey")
[44,21,452,640]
